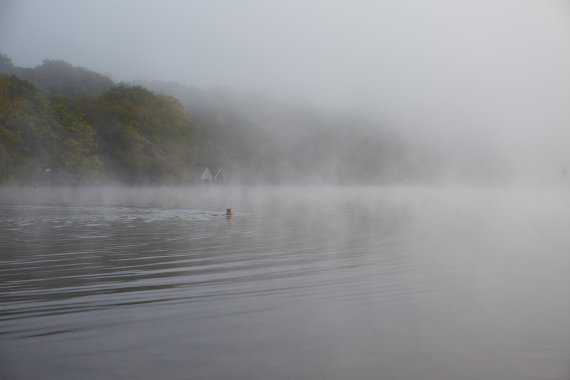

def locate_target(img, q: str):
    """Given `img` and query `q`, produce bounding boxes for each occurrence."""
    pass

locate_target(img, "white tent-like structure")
[213,169,225,183]
[200,167,213,183]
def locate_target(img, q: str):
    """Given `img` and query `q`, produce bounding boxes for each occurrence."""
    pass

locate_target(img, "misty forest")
[0,53,426,185]
[2,1,570,380]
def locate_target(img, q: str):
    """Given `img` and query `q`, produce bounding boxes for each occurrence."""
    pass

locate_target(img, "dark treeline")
[0,53,427,185]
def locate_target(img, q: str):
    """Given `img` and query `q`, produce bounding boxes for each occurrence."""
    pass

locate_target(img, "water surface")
[1,186,569,379]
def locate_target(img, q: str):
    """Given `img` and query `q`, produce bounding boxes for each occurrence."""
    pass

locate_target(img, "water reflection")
[1,186,569,379]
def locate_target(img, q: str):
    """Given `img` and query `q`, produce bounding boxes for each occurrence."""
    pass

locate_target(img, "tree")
[0,74,104,184]
[79,85,196,184]
[51,104,103,183]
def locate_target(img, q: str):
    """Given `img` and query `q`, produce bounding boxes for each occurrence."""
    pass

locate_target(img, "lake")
[1,186,569,379]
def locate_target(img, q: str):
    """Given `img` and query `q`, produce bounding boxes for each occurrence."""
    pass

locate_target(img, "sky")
[1,0,570,179]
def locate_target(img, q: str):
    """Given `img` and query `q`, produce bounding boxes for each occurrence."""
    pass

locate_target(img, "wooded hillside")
[0,53,424,185]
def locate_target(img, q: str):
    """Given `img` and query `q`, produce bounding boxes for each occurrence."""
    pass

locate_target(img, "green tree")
[0,74,55,183]
[51,104,104,183]
[0,74,105,184]
[80,85,196,184]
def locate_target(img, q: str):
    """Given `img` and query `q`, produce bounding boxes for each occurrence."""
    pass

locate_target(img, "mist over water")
[1,186,570,379]
[2,0,570,378]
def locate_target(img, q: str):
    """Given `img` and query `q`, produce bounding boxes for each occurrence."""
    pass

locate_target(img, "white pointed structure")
[201,167,213,183]
[213,169,225,183]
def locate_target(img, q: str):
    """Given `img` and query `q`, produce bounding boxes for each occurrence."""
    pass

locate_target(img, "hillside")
[0,53,426,185]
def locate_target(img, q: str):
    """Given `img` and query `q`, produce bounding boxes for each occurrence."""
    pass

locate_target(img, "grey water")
[1,186,569,380]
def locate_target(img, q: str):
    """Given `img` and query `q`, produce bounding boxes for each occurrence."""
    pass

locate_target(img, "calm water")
[1,186,569,380]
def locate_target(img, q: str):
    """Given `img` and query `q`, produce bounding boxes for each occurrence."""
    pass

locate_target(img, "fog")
[1,0,570,183]
[3,3,570,377]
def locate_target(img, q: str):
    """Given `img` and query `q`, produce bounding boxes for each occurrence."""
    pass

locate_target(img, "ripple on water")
[2,188,570,380]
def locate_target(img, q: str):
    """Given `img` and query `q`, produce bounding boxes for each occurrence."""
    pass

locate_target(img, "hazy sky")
[2,0,570,177]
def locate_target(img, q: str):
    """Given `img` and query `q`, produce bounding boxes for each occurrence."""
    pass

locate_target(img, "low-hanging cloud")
[1,0,569,183]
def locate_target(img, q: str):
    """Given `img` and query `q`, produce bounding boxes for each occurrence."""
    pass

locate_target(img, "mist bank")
[0,53,554,186]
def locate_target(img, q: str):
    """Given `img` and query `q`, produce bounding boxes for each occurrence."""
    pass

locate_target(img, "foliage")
[78,85,195,184]
[0,74,103,184]
[0,58,114,99]
[0,74,54,182]
[51,104,104,183]
[0,52,425,185]
[0,53,16,75]
[0,54,197,185]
